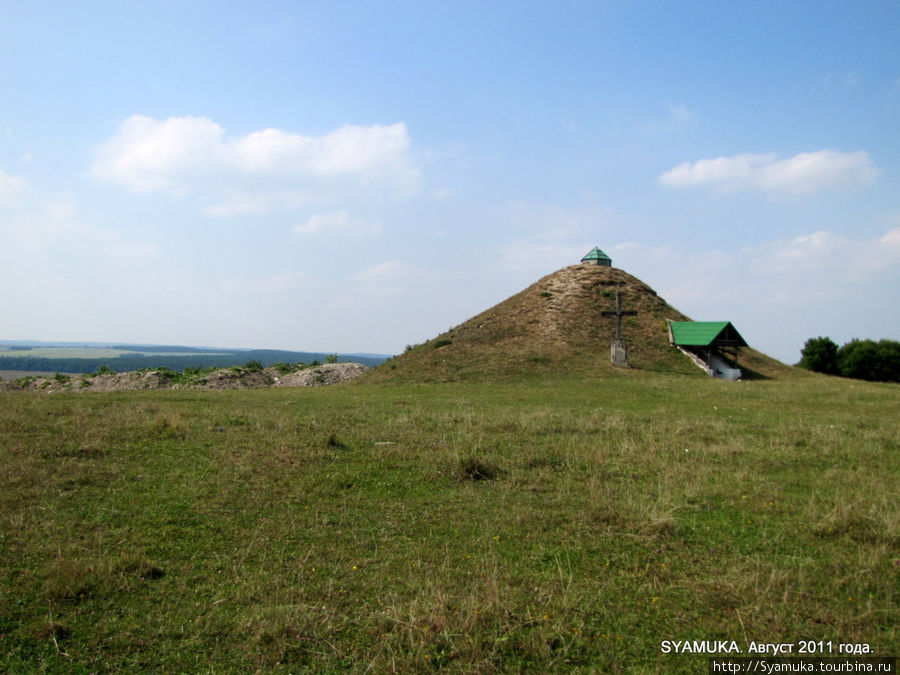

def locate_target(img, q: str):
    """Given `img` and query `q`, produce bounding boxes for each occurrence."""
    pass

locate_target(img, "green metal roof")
[669,321,748,348]
[581,247,612,264]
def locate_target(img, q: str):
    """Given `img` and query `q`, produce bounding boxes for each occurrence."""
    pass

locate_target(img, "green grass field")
[1,371,897,672]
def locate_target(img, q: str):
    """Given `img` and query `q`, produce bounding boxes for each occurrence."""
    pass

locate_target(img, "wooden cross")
[601,292,637,339]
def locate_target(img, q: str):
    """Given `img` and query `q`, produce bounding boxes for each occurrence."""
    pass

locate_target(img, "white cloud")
[292,210,380,238]
[231,123,413,176]
[203,194,295,217]
[637,102,696,134]
[757,228,900,282]
[0,197,164,341]
[504,201,622,241]
[495,242,592,273]
[227,271,311,296]
[353,260,422,283]
[635,227,900,308]
[658,149,879,194]
[2,198,156,259]
[881,227,900,246]
[0,169,28,208]
[92,115,421,211]
[770,230,844,263]
[349,260,425,299]
[92,115,224,194]
[431,187,458,200]
[492,201,633,277]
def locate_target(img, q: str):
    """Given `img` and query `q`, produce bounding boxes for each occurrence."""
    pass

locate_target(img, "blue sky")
[2,1,898,362]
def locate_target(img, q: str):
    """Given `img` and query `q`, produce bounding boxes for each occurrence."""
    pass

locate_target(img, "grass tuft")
[36,622,70,641]
[459,456,503,481]
[326,432,350,450]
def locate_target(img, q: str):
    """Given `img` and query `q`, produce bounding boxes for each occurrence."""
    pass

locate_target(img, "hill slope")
[370,263,793,382]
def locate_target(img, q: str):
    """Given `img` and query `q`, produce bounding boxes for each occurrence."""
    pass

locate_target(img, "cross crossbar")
[601,292,638,339]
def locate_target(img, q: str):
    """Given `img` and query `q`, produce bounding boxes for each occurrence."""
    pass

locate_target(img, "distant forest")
[0,349,388,374]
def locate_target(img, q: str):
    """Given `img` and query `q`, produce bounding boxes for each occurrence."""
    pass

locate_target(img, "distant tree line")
[0,350,385,375]
[799,337,900,383]
[109,344,217,353]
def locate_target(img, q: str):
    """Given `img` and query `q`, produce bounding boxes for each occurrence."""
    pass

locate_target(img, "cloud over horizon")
[0,170,28,209]
[91,115,421,213]
[658,149,879,194]
[292,210,381,238]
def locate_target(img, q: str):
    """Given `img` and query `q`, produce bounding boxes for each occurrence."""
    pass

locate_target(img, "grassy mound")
[369,264,793,383]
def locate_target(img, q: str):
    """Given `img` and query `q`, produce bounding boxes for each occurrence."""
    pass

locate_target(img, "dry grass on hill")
[370,264,793,382]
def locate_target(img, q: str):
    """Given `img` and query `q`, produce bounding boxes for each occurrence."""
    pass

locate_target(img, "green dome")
[581,247,612,266]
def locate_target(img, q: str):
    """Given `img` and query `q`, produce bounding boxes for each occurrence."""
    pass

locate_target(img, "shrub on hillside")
[273,362,304,375]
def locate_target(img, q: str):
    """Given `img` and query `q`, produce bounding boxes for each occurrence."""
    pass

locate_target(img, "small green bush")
[273,362,304,375]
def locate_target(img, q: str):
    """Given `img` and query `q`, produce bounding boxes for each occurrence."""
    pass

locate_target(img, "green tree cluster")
[799,336,900,382]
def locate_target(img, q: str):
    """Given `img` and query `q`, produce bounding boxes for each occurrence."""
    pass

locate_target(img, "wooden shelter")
[667,321,748,380]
